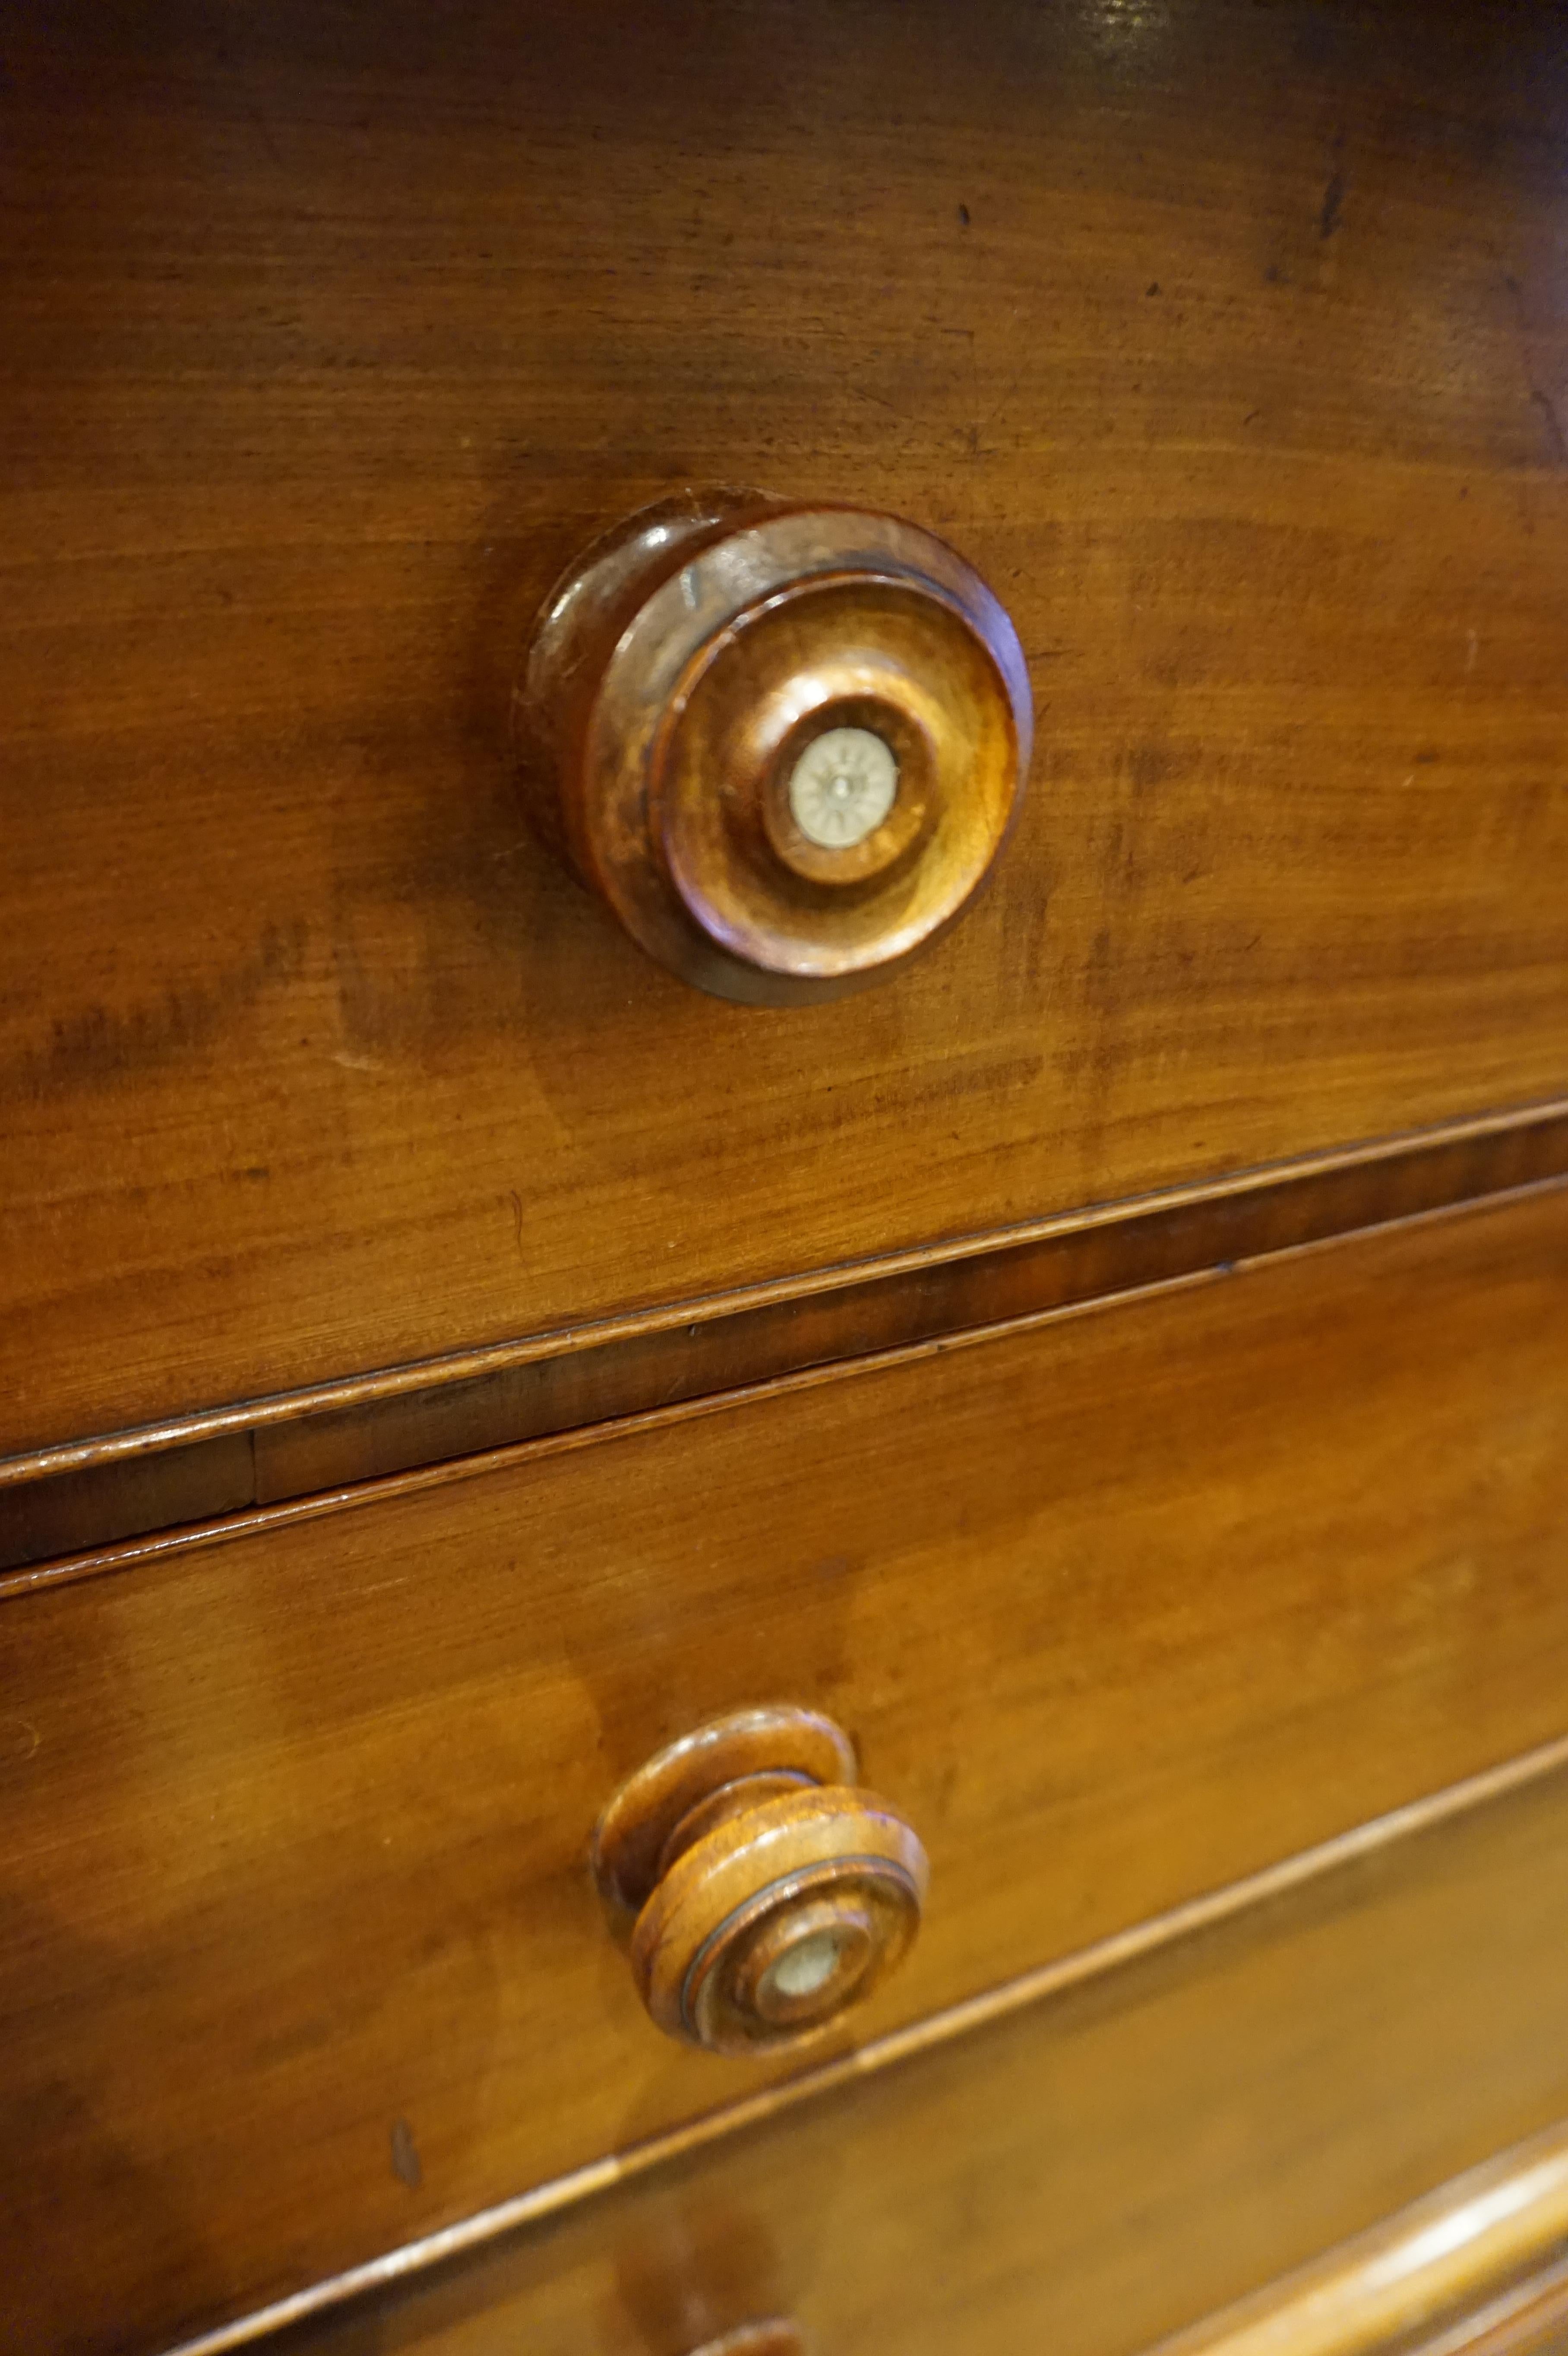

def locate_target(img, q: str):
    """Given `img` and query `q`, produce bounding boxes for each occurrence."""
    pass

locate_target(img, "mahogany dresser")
[4,5,1568,2353]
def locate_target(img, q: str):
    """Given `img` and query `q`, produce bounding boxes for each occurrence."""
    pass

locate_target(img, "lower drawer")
[6,1186,1568,2352]
[262,1752,1568,2356]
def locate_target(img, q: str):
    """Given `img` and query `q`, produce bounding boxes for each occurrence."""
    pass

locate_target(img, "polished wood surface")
[181,1756,1568,2356]
[6,1185,1568,2353]
[4,0,1568,1460]
[517,493,1030,1003]
[6,1102,1568,1574]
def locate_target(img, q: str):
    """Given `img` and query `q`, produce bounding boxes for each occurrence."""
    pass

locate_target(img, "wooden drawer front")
[211,1759,1568,2356]
[6,1185,1568,2354]
[5,1,1568,1457]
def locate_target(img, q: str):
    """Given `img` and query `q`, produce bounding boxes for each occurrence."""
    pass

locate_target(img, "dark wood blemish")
[9,920,308,1099]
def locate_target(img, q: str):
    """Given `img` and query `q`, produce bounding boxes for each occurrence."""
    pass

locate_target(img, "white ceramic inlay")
[765,1928,843,2001]
[787,727,899,849]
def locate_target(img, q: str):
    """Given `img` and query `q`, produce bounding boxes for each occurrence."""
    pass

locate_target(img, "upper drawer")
[6,1183,1568,2353]
[4,3,1568,1455]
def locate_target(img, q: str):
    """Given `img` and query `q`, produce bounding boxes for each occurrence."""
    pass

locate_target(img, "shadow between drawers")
[4,1098,1568,1582]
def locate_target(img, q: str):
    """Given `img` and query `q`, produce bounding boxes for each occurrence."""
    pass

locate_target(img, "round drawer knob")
[592,1705,928,2055]
[515,490,1032,1005]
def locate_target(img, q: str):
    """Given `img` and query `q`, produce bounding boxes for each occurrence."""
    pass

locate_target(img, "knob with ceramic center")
[788,726,901,849]
[592,1705,929,2055]
[516,490,1033,1004]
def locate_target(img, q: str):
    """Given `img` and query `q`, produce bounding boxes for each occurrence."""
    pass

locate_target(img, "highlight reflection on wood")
[686,2330,805,2356]
[687,2328,805,2346]
[1148,2121,1568,2356]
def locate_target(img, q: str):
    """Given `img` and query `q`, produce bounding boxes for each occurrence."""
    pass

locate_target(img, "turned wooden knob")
[592,1706,928,2055]
[515,490,1032,1005]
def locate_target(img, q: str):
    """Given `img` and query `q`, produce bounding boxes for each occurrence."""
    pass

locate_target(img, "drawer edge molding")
[1144,2120,1568,2356]
[154,1732,1568,2356]
[7,1162,1568,1602]
[3,1096,1568,1578]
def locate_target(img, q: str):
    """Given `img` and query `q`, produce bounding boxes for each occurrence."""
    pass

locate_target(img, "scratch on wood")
[1320,168,1346,238]
[1502,273,1566,467]
[390,2118,423,2190]
[1531,388,1567,467]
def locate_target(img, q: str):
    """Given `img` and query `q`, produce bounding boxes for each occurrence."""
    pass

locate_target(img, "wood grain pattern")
[4,1102,1566,1574]
[178,1757,1568,2356]
[3,0,1568,1459]
[6,1184,1568,2354]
